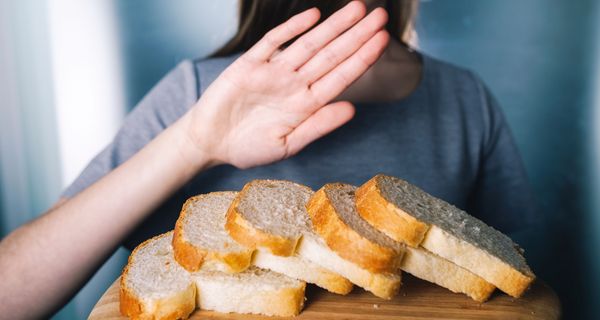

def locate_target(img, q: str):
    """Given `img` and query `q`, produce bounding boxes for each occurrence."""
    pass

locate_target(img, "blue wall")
[113,0,237,110]
[417,0,600,318]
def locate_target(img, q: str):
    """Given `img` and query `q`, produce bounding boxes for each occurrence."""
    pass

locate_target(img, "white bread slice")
[175,189,351,294]
[401,246,496,302]
[298,234,402,299]
[356,174,535,297]
[193,266,306,317]
[252,250,354,295]
[225,180,353,294]
[120,232,195,320]
[306,183,405,273]
[173,192,253,273]
[309,182,495,301]
[226,179,314,256]
[225,180,405,299]
[122,231,306,318]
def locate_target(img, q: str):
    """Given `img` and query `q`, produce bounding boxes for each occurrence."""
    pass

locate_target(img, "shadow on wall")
[416,0,600,318]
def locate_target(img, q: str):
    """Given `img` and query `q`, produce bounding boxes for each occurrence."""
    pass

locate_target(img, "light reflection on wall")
[48,0,126,187]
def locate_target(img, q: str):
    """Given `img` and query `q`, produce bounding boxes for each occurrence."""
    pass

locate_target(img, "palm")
[189,1,389,169]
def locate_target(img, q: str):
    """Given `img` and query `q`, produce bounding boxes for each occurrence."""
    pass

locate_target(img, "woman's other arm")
[0,2,389,318]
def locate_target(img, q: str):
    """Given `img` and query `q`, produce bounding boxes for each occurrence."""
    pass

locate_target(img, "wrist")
[173,111,222,173]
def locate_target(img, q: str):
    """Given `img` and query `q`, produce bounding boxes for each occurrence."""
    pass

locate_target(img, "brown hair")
[211,0,418,57]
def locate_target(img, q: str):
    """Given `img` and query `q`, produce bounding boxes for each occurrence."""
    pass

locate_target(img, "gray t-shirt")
[63,52,537,250]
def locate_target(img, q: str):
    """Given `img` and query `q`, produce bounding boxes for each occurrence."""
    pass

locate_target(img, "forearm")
[0,111,212,319]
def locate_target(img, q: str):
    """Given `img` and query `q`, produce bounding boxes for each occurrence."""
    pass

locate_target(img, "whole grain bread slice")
[173,192,253,273]
[120,232,196,320]
[356,174,535,297]
[306,183,405,274]
[193,266,306,317]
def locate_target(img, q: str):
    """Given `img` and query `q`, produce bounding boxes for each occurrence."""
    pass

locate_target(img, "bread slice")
[226,180,392,298]
[226,179,314,256]
[401,246,496,302]
[193,266,306,317]
[120,232,196,320]
[121,231,306,318]
[252,249,353,295]
[306,183,405,273]
[356,174,535,297]
[175,188,351,294]
[298,234,402,299]
[226,179,402,299]
[173,192,253,273]
[309,181,494,301]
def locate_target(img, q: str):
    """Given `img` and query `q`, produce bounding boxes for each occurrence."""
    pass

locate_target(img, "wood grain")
[88,275,560,319]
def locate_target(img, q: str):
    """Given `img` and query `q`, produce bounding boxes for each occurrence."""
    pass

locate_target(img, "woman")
[0,0,535,318]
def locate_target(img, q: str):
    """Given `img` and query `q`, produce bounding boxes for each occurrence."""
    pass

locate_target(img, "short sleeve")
[466,77,538,234]
[61,60,199,198]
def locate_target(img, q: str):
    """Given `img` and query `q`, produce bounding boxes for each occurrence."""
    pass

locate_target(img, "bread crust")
[356,176,430,247]
[173,222,206,272]
[226,184,300,256]
[120,233,196,320]
[272,284,307,316]
[306,185,403,273]
[173,195,253,273]
[119,273,144,318]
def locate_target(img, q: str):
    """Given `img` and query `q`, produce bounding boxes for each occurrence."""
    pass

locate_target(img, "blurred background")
[0,0,598,318]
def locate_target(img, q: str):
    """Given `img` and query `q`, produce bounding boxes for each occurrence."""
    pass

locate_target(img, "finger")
[285,101,355,157]
[244,8,321,62]
[273,1,366,70]
[310,30,389,105]
[299,7,388,84]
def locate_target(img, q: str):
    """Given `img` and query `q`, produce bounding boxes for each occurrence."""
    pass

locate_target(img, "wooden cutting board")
[88,274,560,319]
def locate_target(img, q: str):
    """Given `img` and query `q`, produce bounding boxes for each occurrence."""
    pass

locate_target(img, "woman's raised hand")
[187,1,389,169]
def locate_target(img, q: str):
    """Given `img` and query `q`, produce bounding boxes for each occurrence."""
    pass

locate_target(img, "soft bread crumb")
[120,232,195,320]
[193,266,306,316]
[236,180,314,238]
[181,192,248,253]
[125,232,192,299]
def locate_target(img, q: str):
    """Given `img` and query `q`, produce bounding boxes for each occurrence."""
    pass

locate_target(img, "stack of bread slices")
[119,174,535,319]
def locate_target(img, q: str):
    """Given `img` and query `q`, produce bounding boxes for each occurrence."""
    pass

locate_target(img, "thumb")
[285,101,355,157]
